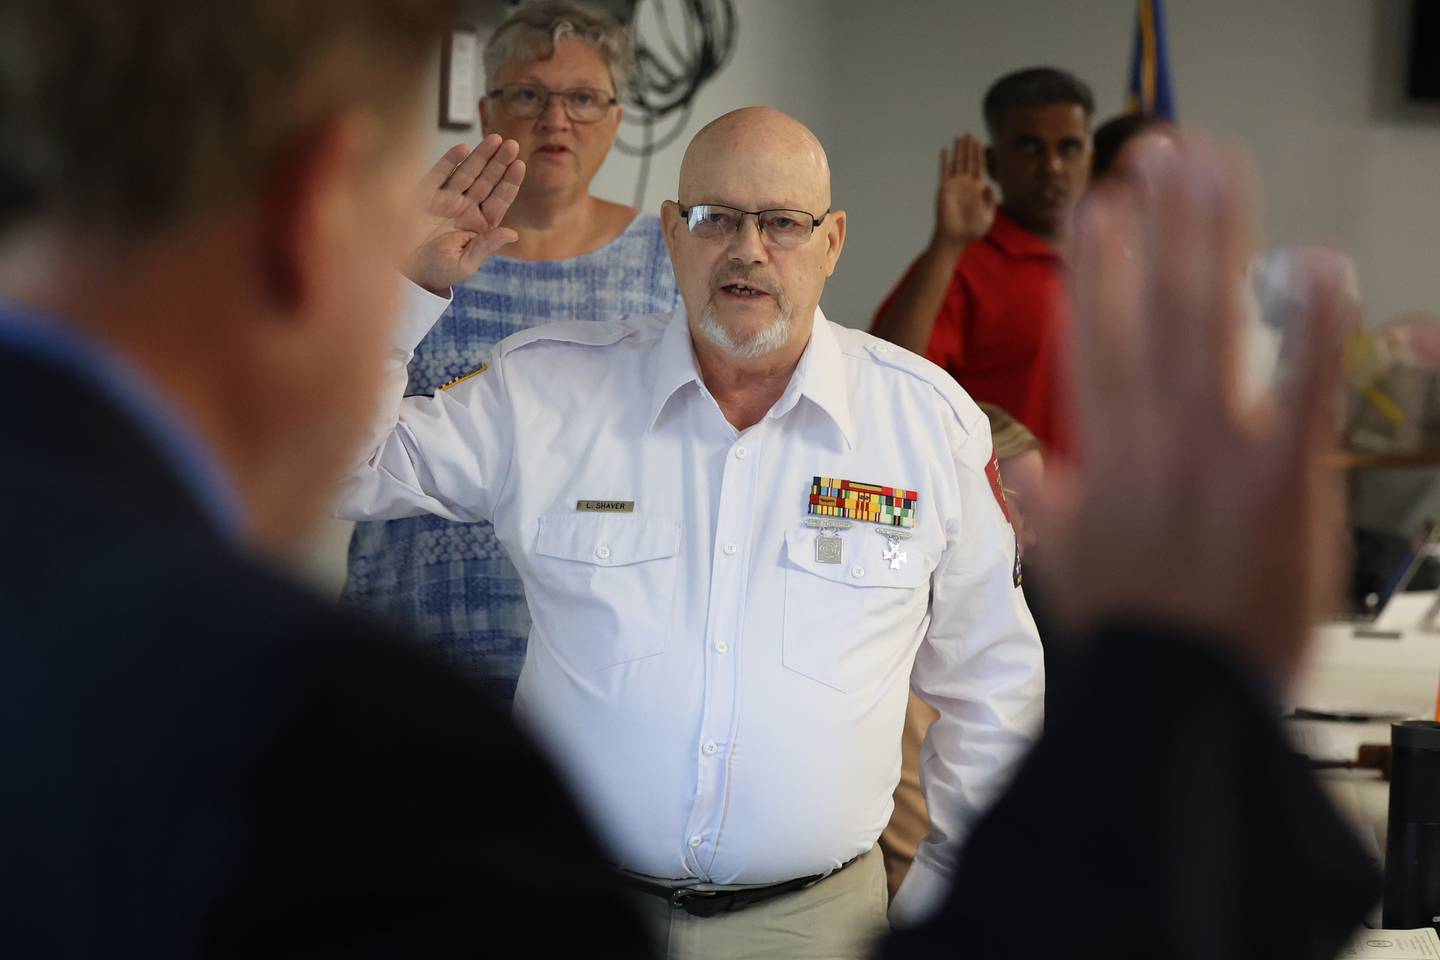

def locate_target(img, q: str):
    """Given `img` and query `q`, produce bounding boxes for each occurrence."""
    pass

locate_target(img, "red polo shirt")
[873,208,1072,454]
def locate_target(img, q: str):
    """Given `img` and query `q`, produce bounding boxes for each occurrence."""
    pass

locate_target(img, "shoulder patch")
[439,363,487,391]
[984,453,1013,527]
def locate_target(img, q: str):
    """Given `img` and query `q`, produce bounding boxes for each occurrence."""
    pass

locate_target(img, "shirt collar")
[0,299,248,544]
[988,207,1063,260]
[767,307,854,447]
[646,308,705,431]
[646,305,855,448]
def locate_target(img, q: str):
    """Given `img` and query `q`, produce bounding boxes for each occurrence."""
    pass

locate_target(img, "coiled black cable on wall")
[613,0,737,207]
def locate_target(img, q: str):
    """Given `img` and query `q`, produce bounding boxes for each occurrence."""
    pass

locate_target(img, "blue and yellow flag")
[1125,0,1176,119]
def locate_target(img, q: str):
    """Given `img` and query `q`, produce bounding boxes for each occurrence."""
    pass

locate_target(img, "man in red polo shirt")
[872,67,1093,454]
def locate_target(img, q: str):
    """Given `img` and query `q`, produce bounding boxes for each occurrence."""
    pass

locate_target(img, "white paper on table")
[1285,718,1397,764]
[1340,928,1440,958]
[1285,719,1351,761]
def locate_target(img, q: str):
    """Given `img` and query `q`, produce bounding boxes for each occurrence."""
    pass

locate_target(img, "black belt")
[621,857,855,918]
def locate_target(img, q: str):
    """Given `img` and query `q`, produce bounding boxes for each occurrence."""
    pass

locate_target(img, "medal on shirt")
[803,517,852,564]
[875,527,912,570]
[807,476,918,568]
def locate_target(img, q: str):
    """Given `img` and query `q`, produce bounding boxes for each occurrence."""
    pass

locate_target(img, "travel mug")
[1384,720,1440,932]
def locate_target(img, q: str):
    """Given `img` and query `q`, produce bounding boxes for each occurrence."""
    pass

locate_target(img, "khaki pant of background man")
[881,403,1042,897]
[879,695,941,898]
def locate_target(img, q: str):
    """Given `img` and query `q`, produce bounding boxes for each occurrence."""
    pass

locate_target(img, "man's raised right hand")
[931,134,996,255]
[404,135,526,294]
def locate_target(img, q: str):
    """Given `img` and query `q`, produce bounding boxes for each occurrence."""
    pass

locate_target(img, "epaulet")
[494,319,641,360]
[838,327,985,437]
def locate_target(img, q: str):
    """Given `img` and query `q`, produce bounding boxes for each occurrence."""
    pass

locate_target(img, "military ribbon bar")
[807,476,917,528]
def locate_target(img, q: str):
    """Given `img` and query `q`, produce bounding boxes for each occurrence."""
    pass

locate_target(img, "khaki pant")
[626,845,889,960]
[877,693,940,899]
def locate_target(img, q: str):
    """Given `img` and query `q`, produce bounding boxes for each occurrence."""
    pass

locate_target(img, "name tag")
[577,500,635,513]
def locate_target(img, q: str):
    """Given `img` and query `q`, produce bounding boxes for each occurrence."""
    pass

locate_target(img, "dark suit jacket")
[882,625,1382,960]
[0,342,653,957]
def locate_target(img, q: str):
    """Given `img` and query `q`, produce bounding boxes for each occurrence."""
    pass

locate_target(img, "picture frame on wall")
[439,27,479,130]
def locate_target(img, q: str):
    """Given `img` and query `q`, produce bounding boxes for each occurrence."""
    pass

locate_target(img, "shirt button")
[851,564,865,579]
[715,641,728,653]
[703,741,719,756]
[723,542,738,556]
[734,446,748,460]
[874,342,891,353]
[595,545,611,560]
[690,835,704,848]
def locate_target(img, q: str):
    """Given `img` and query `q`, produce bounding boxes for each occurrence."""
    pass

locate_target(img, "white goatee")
[696,300,793,359]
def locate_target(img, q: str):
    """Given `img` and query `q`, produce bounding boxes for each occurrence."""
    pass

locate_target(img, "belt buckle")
[671,888,728,918]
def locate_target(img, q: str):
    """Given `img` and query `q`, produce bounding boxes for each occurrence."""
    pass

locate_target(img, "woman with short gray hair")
[343,0,680,704]
[483,0,637,96]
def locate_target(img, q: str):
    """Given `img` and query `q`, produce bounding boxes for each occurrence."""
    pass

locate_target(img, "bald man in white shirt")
[338,107,1043,959]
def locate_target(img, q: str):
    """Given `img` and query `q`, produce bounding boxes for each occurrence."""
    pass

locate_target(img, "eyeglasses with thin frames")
[487,83,618,123]
[677,204,830,249]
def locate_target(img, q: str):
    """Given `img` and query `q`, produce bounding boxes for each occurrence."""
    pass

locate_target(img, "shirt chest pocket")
[531,514,682,671]
[781,526,933,694]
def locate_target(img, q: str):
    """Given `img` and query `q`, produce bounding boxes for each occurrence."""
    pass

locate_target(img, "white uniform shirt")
[336,282,1045,921]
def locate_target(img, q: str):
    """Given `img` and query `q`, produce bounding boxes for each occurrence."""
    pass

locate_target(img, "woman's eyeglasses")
[487,83,617,123]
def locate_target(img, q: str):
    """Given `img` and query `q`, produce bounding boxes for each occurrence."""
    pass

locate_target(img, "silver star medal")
[804,517,853,564]
[874,526,912,570]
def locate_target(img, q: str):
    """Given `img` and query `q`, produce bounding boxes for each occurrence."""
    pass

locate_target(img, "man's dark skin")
[988,102,1090,245]
[870,101,1091,355]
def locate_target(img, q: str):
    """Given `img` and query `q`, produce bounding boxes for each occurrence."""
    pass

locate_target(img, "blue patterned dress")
[342,213,681,704]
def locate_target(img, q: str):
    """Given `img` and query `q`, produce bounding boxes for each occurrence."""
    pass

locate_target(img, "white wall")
[1167,0,1440,328]
[588,0,838,211]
